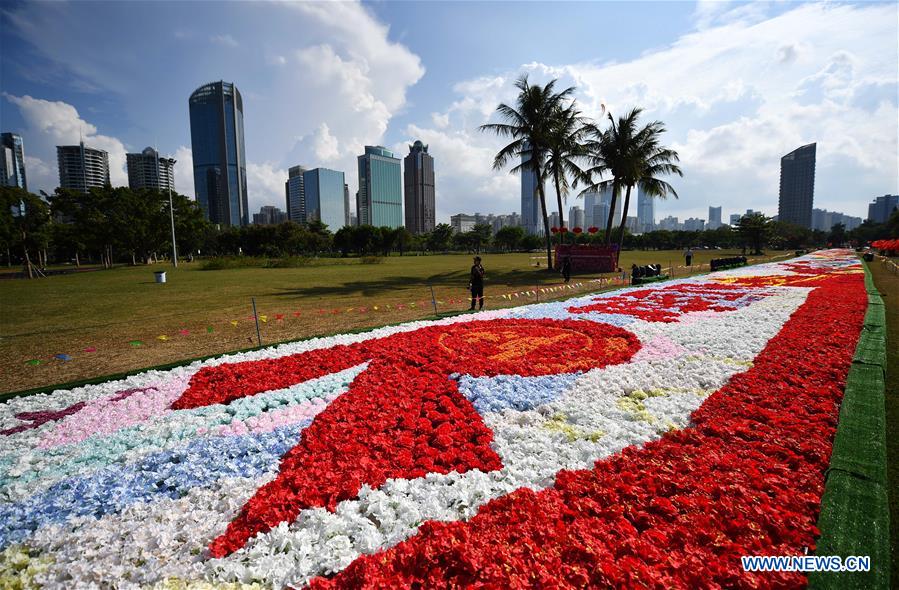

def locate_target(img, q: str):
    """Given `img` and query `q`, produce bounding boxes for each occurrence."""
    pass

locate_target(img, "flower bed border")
[810,260,890,590]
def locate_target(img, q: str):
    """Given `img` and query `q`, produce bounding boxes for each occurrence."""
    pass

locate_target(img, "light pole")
[166,157,178,268]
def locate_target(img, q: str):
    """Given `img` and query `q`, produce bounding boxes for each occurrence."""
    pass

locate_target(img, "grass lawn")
[869,259,899,583]
[0,249,789,394]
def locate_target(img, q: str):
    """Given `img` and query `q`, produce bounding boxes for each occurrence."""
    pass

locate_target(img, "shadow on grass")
[273,268,554,299]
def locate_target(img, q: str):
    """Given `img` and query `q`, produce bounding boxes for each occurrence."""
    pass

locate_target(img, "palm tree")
[480,75,575,269]
[543,103,592,231]
[583,108,682,249]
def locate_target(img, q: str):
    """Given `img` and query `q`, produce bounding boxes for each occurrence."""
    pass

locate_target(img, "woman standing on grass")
[469,256,486,311]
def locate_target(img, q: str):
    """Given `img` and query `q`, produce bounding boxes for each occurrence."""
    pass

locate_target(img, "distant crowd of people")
[710,256,747,271]
[630,264,664,279]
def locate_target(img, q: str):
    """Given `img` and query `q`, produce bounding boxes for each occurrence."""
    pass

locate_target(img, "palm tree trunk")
[554,170,565,230]
[616,184,633,249]
[604,180,619,245]
[537,176,553,270]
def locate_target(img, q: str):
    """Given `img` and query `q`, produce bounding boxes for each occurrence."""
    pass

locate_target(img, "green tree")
[480,75,575,269]
[470,223,492,253]
[584,108,681,248]
[544,103,591,229]
[395,227,413,255]
[495,225,525,252]
[737,212,772,255]
[0,188,51,277]
[427,223,454,252]
[770,221,812,250]
[827,223,847,246]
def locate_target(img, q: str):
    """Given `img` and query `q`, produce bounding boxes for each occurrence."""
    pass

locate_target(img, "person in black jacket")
[469,256,485,310]
[562,256,572,283]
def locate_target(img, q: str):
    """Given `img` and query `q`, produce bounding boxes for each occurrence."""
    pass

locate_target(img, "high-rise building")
[582,190,598,229]
[596,185,622,230]
[57,142,110,193]
[729,213,741,225]
[344,183,351,227]
[252,205,288,225]
[549,211,560,229]
[625,216,639,234]
[659,216,680,231]
[403,140,435,234]
[568,205,585,230]
[189,81,248,227]
[637,187,655,233]
[867,195,899,224]
[357,145,402,228]
[126,147,175,192]
[303,167,347,230]
[1,133,27,191]
[812,208,862,232]
[708,206,722,230]
[520,142,541,235]
[450,213,477,233]
[684,218,705,231]
[285,165,306,223]
[778,143,816,228]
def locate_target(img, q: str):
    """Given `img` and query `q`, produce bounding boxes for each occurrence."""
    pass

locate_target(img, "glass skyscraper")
[1,133,27,192]
[520,142,541,235]
[285,165,306,223]
[778,143,816,229]
[303,167,347,230]
[357,146,402,228]
[403,140,435,234]
[189,81,248,227]
[637,187,655,233]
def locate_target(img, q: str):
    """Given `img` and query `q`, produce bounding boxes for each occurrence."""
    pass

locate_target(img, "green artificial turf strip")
[809,260,890,590]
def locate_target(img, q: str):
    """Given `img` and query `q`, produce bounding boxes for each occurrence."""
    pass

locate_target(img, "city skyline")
[1,1,896,223]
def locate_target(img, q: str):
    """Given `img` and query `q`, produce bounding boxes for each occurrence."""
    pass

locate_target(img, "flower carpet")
[0,250,868,588]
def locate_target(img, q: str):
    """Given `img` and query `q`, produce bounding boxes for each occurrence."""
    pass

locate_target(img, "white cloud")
[312,123,340,162]
[209,34,238,47]
[245,161,288,215]
[409,2,897,221]
[4,93,129,189]
[172,146,194,196]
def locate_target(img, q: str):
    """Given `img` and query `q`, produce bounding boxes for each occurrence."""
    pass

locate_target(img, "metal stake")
[429,284,438,316]
[252,297,262,346]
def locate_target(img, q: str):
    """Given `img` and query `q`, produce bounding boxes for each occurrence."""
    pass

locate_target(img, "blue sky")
[1,0,896,224]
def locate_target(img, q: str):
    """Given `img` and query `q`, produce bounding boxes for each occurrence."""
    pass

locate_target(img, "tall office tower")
[0,133,27,191]
[520,142,541,235]
[708,206,722,230]
[582,190,598,228]
[126,147,175,191]
[637,186,655,232]
[252,205,288,225]
[598,185,622,229]
[357,145,402,228]
[568,205,585,229]
[548,211,560,229]
[867,194,899,223]
[303,167,347,230]
[729,213,741,225]
[189,81,248,226]
[403,140,435,234]
[778,143,816,228]
[57,142,110,193]
[343,183,351,227]
[285,165,306,222]
[684,218,705,231]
